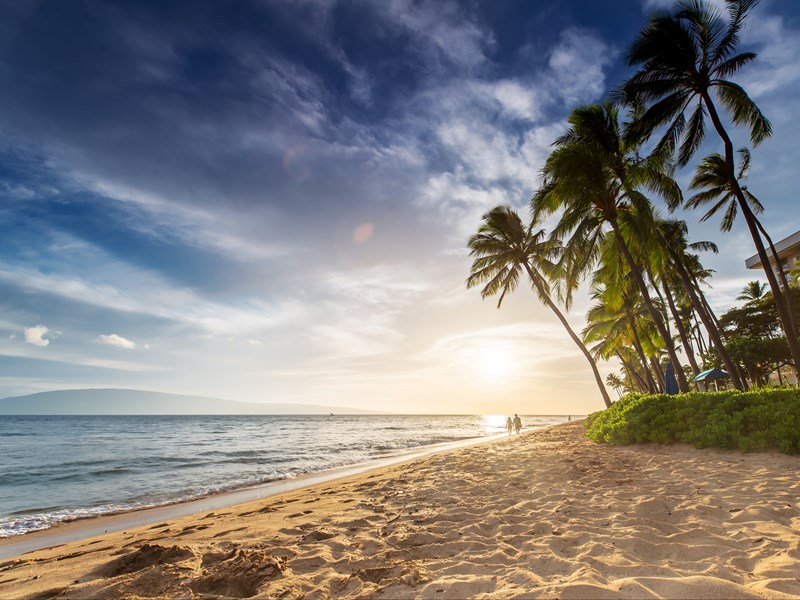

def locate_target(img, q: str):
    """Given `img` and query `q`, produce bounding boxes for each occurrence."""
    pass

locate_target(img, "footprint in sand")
[92,544,197,578]
[190,547,286,598]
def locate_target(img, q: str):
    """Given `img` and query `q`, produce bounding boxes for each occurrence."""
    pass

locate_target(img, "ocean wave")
[0,415,562,538]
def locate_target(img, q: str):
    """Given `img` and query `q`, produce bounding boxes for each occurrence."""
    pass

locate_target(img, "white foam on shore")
[0,428,534,560]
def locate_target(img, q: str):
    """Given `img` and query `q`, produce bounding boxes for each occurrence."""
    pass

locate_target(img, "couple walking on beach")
[505,414,522,435]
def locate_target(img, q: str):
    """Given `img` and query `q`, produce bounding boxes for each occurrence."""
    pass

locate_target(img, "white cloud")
[24,325,50,347]
[547,28,617,106]
[0,263,304,338]
[97,333,137,349]
[740,14,800,98]
[378,0,493,69]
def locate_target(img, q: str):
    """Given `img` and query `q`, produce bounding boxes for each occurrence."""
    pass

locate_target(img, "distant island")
[0,389,384,415]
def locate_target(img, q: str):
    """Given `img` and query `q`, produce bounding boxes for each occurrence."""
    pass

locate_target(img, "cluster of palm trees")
[467,0,799,408]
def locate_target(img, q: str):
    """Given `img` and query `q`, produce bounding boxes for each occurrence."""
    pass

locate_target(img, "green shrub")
[584,387,800,454]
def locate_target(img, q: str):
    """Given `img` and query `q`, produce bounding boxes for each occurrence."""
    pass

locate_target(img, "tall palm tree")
[657,268,702,375]
[533,103,691,392]
[621,0,800,371]
[737,281,768,304]
[688,149,798,334]
[584,284,660,394]
[466,206,613,408]
[589,233,669,390]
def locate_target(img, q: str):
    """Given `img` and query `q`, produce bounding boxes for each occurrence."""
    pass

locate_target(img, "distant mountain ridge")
[0,389,383,415]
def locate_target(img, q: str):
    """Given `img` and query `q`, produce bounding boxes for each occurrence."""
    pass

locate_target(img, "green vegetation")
[465,0,799,408]
[585,388,800,454]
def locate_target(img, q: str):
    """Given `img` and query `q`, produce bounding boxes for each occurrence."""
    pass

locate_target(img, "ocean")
[0,414,569,538]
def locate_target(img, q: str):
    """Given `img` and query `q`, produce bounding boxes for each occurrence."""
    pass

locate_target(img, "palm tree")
[621,0,800,372]
[605,373,627,398]
[656,268,702,376]
[584,285,660,394]
[589,233,670,390]
[737,281,768,304]
[466,205,613,408]
[533,103,691,392]
[688,149,798,334]
[658,219,746,389]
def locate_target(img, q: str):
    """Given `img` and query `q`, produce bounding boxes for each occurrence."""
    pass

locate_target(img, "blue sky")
[1,0,799,414]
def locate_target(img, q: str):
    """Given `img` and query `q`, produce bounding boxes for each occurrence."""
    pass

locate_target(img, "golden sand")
[1,422,799,599]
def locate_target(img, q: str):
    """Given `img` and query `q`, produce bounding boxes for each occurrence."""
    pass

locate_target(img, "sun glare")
[477,344,513,378]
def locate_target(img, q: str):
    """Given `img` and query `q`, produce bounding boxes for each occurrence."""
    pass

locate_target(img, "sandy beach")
[1,421,799,599]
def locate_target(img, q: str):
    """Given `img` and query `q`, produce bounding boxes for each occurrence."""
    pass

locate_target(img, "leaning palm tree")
[737,281,768,304]
[533,103,691,392]
[584,285,661,394]
[466,205,613,408]
[621,0,800,371]
[688,149,798,334]
[658,219,746,389]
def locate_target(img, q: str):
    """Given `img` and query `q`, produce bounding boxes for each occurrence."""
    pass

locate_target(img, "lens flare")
[352,223,374,244]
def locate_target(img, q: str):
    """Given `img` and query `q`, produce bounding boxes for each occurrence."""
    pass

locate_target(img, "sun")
[477,344,513,378]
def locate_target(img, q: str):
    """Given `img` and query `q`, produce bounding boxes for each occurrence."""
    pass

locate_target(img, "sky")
[1,0,800,415]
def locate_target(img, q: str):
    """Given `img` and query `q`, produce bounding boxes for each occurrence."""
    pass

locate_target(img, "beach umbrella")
[692,367,729,392]
[664,362,679,395]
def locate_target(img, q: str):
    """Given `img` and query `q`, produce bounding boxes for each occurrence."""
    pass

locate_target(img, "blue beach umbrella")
[692,367,729,392]
[692,367,729,382]
[664,362,679,395]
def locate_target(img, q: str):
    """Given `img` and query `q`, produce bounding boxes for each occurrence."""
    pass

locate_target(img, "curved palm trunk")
[617,352,649,393]
[523,264,613,408]
[611,223,690,392]
[756,219,799,337]
[692,314,708,356]
[649,356,665,392]
[626,313,658,393]
[662,281,701,375]
[703,92,800,375]
[669,247,746,390]
[690,274,749,388]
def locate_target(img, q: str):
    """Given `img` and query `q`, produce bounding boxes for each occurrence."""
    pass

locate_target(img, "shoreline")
[0,427,518,560]
[2,422,799,599]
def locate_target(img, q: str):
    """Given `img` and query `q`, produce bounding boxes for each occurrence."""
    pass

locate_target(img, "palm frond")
[712,51,757,78]
[712,0,760,63]
[677,101,706,166]
[714,80,772,144]
[736,147,751,180]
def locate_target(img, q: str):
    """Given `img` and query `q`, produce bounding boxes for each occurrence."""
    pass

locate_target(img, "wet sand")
[1,422,799,599]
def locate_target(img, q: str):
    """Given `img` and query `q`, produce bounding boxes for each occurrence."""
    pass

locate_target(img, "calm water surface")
[0,414,569,537]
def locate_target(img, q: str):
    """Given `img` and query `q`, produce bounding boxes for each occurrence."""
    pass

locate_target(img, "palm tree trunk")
[647,272,673,339]
[756,219,799,337]
[669,247,746,390]
[649,356,665,392]
[662,280,701,375]
[627,314,658,393]
[523,264,613,408]
[687,258,747,387]
[692,315,708,356]
[702,92,800,376]
[617,353,649,392]
[611,223,690,392]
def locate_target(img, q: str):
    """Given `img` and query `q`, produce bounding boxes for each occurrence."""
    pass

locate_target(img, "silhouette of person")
[505,416,513,435]
[513,414,522,434]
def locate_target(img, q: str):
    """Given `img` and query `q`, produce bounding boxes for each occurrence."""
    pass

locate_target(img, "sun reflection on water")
[481,414,510,435]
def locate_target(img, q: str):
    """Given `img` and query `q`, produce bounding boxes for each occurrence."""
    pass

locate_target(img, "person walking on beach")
[513,414,522,434]
[505,416,513,435]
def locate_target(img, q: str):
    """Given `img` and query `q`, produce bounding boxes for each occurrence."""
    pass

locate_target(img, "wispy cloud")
[97,333,136,349]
